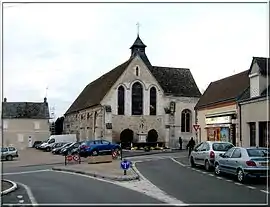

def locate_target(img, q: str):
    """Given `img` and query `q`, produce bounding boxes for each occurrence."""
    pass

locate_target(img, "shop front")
[205,115,236,144]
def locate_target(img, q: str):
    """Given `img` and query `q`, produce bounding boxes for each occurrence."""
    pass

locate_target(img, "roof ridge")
[211,69,249,84]
[153,66,190,70]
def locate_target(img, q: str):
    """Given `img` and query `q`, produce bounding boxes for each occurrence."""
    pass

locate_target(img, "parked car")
[60,141,83,156]
[52,142,73,155]
[35,141,46,149]
[32,141,43,148]
[51,142,67,150]
[214,147,269,183]
[190,141,234,171]
[1,146,19,161]
[39,134,77,152]
[79,139,121,157]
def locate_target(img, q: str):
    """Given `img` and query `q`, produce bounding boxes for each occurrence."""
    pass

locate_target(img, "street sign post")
[65,154,81,165]
[120,159,131,175]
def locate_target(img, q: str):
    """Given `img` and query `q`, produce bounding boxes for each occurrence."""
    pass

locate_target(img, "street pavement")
[135,158,268,204]
[3,170,162,204]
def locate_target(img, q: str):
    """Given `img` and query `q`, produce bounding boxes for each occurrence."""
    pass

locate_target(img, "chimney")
[3,98,7,102]
[44,97,47,103]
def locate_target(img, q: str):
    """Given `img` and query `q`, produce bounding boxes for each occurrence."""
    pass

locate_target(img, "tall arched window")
[149,87,157,115]
[135,67,139,76]
[132,82,143,115]
[181,109,192,132]
[117,86,125,115]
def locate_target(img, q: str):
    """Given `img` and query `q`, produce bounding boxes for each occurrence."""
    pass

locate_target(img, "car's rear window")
[212,143,234,151]
[247,149,268,157]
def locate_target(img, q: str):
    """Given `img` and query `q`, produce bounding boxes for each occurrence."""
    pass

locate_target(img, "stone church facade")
[63,35,201,148]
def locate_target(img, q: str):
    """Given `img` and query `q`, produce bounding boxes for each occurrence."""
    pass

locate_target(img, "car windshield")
[212,143,234,151]
[247,148,269,157]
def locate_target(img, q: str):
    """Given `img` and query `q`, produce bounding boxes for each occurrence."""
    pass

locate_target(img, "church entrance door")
[120,129,134,149]
[147,129,158,145]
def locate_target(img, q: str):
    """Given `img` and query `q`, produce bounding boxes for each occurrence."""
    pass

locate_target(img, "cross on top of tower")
[136,22,141,36]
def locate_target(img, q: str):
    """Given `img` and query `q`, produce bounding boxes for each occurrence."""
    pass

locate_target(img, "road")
[135,157,268,204]
[3,169,162,204]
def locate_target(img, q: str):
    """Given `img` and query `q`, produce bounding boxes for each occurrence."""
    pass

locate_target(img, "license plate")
[260,162,269,166]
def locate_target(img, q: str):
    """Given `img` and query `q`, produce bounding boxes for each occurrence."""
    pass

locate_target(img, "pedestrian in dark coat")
[178,137,182,150]
[186,137,196,157]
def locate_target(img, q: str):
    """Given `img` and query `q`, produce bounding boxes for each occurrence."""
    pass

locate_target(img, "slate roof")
[2,101,50,119]
[237,84,270,102]
[249,57,269,76]
[65,36,201,115]
[130,36,147,49]
[195,70,250,110]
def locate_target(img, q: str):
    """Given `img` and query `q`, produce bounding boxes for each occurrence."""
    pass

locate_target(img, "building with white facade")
[63,35,201,148]
[2,98,51,149]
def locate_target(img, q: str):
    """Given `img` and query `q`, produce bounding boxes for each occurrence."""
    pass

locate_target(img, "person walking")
[186,137,195,158]
[178,137,182,150]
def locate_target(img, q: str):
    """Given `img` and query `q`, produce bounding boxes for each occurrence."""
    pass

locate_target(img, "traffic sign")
[67,155,73,161]
[193,124,200,132]
[73,155,80,161]
[112,151,118,159]
[120,160,131,170]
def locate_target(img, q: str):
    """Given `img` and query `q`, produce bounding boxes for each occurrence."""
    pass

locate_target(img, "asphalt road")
[3,170,162,204]
[2,183,32,205]
[136,158,267,204]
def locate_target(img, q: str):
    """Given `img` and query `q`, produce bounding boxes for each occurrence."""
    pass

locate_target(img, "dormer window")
[135,66,139,76]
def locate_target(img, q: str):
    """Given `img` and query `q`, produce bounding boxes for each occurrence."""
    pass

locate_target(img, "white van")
[40,134,77,151]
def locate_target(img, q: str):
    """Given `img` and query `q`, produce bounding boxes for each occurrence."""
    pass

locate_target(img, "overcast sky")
[3,2,268,119]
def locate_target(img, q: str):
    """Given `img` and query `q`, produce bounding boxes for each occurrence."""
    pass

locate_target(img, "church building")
[63,35,201,148]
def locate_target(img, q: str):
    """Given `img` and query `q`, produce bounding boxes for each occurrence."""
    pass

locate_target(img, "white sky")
[2,1,269,118]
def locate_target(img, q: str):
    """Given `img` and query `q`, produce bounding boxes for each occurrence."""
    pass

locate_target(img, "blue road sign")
[120,160,131,170]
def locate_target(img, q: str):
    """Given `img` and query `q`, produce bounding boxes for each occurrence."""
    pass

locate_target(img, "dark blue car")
[79,139,121,157]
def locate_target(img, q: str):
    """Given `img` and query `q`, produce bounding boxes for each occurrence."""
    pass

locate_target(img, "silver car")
[214,147,269,183]
[190,141,234,171]
[1,146,19,161]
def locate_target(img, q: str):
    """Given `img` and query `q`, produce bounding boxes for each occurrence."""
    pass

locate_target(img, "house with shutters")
[63,35,201,148]
[2,97,51,149]
[237,57,269,147]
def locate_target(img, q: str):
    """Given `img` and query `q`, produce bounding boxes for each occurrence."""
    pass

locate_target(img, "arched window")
[135,67,139,76]
[132,82,143,115]
[149,87,157,115]
[117,86,125,115]
[181,109,192,132]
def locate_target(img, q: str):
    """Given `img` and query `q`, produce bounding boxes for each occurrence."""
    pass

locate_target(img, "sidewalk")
[52,160,140,182]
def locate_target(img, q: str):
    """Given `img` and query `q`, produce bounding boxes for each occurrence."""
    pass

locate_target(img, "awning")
[205,124,231,128]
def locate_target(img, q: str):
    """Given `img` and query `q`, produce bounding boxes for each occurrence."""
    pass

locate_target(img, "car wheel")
[46,147,50,152]
[6,155,13,161]
[92,150,98,156]
[190,156,196,167]
[237,169,245,183]
[204,160,211,171]
[214,163,221,175]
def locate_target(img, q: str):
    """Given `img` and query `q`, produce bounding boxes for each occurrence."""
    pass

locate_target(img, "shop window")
[249,122,256,146]
[181,109,191,132]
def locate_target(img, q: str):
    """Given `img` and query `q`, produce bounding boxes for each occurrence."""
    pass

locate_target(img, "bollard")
[124,169,127,175]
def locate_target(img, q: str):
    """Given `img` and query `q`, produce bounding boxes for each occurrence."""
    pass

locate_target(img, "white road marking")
[234,182,243,186]
[200,171,207,174]
[54,168,184,205]
[18,200,24,203]
[16,182,38,206]
[247,186,256,189]
[260,190,269,194]
[170,158,187,167]
[208,174,214,177]
[226,179,233,182]
[216,177,223,180]
[17,195,23,199]
[3,169,51,176]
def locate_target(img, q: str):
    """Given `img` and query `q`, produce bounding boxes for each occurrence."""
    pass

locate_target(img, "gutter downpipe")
[238,102,242,147]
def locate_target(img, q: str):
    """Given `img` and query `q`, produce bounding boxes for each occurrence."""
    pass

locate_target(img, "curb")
[1,179,18,196]
[52,167,140,182]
